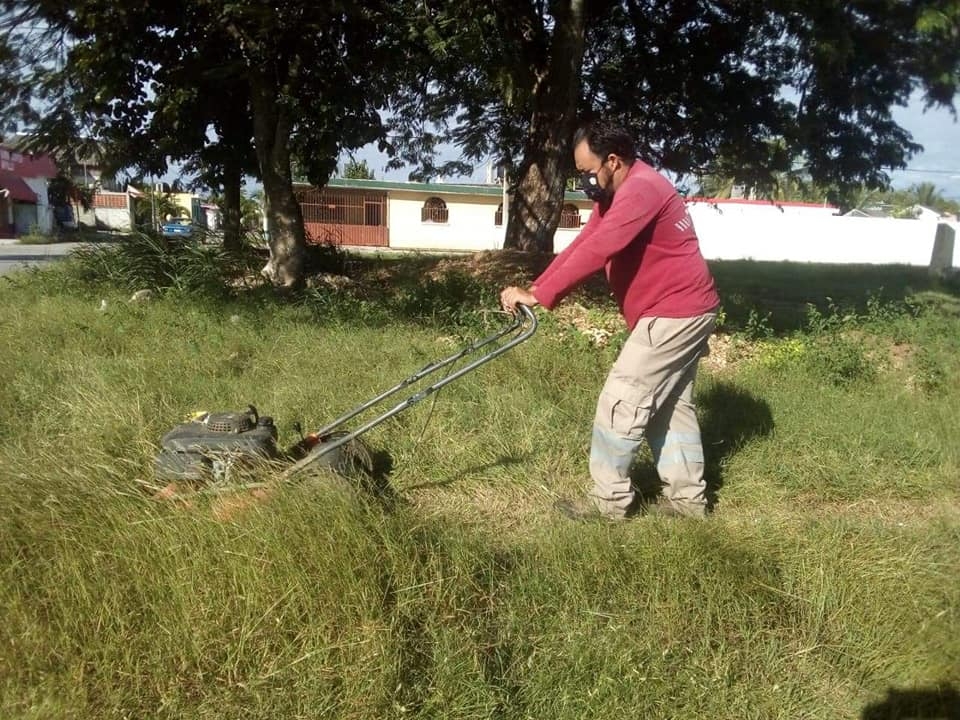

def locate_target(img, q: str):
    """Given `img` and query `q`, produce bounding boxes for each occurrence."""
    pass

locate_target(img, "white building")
[295,178,593,252]
[0,144,58,236]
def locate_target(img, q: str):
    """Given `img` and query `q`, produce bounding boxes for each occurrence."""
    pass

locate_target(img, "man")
[500,120,720,520]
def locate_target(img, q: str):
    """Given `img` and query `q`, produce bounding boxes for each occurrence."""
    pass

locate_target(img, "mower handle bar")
[283,304,537,479]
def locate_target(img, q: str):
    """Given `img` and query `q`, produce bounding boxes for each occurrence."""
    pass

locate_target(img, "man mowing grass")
[501,120,720,521]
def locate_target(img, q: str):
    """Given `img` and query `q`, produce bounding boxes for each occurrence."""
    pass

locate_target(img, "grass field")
[0,240,958,719]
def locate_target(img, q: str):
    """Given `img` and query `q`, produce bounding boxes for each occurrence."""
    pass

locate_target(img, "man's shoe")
[643,498,707,519]
[554,495,627,522]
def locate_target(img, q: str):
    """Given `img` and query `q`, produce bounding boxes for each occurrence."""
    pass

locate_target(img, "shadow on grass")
[367,448,398,502]
[630,381,774,510]
[402,452,532,491]
[861,684,960,720]
[709,259,960,333]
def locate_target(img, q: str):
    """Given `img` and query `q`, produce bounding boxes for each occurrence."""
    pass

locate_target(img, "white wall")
[387,192,503,251]
[13,202,36,235]
[559,201,947,267]
[948,221,960,268]
[96,207,132,231]
[387,190,595,252]
[687,200,837,219]
[553,216,591,252]
[689,204,941,265]
[23,177,53,233]
[380,190,950,268]
[76,206,97,227]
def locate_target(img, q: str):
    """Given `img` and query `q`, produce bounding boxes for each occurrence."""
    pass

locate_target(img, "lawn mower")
[154,304,537,489]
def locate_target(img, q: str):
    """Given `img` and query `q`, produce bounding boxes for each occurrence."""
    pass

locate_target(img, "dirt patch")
[701,334,740,373]
[349,249,611,303]
[425,249,554,287]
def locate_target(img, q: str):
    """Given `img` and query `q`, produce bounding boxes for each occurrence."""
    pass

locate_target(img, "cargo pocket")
[596,376,654,441]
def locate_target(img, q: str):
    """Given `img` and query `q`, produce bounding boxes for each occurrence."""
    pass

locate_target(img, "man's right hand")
[500,286,539,313]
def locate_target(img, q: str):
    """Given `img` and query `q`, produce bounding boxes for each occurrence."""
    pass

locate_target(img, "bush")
[913,347,948,395]
[388,270,496,331]
[67,230,261,297]
[754,337,808,370]
[303,237,351,277]
[803,334,876,386]
[741,308,774,341]
[15,224,58,245]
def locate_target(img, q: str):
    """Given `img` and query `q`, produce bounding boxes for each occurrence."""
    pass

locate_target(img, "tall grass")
[0,249,958,719]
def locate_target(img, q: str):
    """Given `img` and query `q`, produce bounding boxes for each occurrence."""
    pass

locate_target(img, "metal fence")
[298,187,388,246]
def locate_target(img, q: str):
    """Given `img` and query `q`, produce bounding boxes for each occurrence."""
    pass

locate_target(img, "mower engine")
[155,405,279,482]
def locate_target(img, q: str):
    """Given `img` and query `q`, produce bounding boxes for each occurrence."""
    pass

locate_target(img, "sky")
[347,94,960,200]
[889,98,960,199]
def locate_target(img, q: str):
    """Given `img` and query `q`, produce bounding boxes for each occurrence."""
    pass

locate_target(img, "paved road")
[0,241,85,276]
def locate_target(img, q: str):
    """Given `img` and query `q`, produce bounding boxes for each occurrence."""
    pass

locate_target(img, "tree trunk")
[506,138,572,253]
[248,67,306,288]
[216,102,248,253]
[221,157,243,252]
[505,0,587,253]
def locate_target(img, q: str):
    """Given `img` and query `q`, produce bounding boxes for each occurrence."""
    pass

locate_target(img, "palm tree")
[694,173,737,199]
[133,189,179,230]
[909,182,945,209]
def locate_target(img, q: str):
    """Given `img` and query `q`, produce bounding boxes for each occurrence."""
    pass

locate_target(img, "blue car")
[161,217,193,238]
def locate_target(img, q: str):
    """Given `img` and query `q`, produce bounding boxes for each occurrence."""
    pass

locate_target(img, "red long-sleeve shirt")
[532,160,719,331]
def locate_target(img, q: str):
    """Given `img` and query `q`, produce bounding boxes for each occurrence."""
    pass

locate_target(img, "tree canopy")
[2,0,957,271]
[1,0,409,282]
[387,0,960,250]
[342,158,375,180]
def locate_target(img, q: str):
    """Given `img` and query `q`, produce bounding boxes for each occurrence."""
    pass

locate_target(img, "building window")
[421,197,449,223]
[494,203,503,226]
[559,203,581,229]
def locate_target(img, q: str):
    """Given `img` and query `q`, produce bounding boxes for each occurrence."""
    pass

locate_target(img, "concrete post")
[929,222,956,278]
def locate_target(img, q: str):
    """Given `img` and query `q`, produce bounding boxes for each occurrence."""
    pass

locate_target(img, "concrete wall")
[21,177,53,233]
[948,221,960,268]
[171,193,195,219]
[342,185,951,269]
[687,203,940,265]
[76,205,97,228]
[554,200,949,267]
[12,202,36,235]
[96,207,133,231]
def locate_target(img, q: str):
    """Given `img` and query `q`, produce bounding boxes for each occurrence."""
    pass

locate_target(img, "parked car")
[161,217,193,238]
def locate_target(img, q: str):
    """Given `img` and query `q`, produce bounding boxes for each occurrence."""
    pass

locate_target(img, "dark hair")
[573,121,637,162]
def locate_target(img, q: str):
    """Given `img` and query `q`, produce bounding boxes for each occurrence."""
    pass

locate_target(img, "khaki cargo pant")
[588,312,716,518]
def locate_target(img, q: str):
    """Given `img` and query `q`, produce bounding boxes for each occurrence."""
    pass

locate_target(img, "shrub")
[388,270,495,331]
[741,308,774,341]
[912,347,948,396]
[803,335,876,386]
[755,337,808,370]
[67,230,260,297]
[303,237,351,277]
[15,224,56,245]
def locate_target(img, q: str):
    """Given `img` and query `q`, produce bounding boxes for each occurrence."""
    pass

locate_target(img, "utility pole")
[150,177,156,231]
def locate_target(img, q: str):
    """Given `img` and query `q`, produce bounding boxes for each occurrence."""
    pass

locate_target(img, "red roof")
[684,196,837,209]
[0,169,37,202]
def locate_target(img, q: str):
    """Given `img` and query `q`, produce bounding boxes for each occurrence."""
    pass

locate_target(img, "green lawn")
[0,245,957,719]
